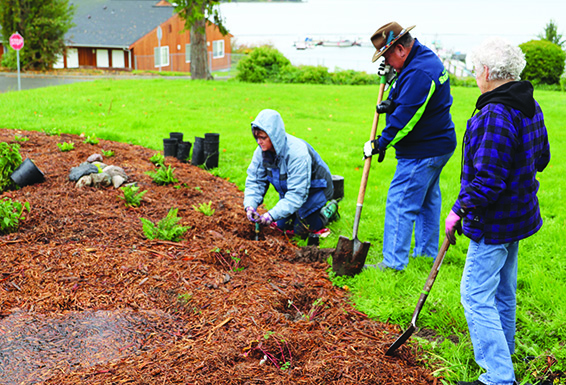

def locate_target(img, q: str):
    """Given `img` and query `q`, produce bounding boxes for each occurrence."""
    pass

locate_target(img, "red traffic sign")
[9,32,24,50]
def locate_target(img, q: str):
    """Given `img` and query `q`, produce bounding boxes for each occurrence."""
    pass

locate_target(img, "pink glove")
[245,206,259,222]
[445,209,463,245]
[258,212,273,226]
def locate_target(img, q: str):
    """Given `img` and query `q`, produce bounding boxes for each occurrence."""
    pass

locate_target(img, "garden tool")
[255,222,260,241]
[332,43,392,277]
[385,237,450,356]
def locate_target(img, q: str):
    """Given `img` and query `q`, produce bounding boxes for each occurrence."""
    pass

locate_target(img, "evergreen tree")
[174,0,229,80]
[537,19,565,48]
[0,0,75,70]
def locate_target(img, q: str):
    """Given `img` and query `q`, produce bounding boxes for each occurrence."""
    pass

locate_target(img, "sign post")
[9,32,24,91]
[156,26,162,72]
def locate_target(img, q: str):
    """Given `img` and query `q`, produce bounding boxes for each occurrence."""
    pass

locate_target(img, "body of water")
[220,0,566,73]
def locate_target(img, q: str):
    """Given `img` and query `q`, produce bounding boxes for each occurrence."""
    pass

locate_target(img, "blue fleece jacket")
[243,109,333,221]
[380,39,456,159]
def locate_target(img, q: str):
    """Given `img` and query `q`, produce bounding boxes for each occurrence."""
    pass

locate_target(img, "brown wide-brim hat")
[371,22,416,62]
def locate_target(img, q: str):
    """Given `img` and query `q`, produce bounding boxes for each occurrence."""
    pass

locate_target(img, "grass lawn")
[0,78,564,383]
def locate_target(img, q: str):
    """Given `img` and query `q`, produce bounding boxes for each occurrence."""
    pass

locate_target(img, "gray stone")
[87,154,103,163]
[91,172,112,187]
[103,165,128,180]
[69,162,99,181]
[75,175,93,188]
[112,175,126,188]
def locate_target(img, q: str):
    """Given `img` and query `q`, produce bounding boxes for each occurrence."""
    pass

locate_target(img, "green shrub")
[0,142,23,192]
[520,39,566,85]
[101,149,114,157]
[14,135,29,142]
[140,208,189,242]
[192,201,215,216]
[119,184,147,207]
[0,198,30,234]
[330,69,380,85]
[149,152,165,166]
[57,142,75,152]
[146,164,178,185]
[286,65,332,84]
[236,45,291,83]
[84,134,99,145]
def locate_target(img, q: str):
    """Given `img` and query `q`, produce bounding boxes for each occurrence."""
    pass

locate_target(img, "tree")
[0,0,75,71]
[537,19,565,48]
[520,39,566,85]
[174,0,229,80]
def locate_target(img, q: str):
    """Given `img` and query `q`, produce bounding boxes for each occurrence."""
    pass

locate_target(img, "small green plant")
[140,208,189,241]
[84,134,99,145]
[42,127,61,136]
[212,247,247,272]
[57,142,75,152]
[192,201,215,216]
[0,198,30,234]
[0,142,23,192]
[146,164,178,185]
[14,135,29,142]
[243,331,293,370]
[149,152,165,166]
[101,149,114,157]
[119,184,148,207]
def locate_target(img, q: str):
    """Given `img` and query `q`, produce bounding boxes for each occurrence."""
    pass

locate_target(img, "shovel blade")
[332,235,371,276]
[385,323,416,356]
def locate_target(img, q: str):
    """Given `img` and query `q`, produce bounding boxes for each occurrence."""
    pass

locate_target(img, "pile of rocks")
[68,154,129,188]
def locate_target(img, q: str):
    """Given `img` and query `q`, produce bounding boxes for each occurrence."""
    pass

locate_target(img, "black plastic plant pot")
[204,133,220,169]
[169,132,184,142]
[332,175,344,201]
[177,141,192,163]
[191,136,205,166]
[163,138,178,157]
[10,158,45,187]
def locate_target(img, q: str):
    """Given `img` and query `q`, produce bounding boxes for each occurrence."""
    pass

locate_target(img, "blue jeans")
[461,238,519,385]
[381,152,453,270]
[276,209,323,238]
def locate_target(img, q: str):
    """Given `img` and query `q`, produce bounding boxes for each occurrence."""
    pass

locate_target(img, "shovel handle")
[410,237,451,323]
[352,80,387,238]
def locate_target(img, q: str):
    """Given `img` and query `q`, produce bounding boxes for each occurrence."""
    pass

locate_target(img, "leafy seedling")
[57,142,75,152]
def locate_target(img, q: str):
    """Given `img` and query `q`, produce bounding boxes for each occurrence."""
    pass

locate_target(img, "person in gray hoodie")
[243,109,337,237]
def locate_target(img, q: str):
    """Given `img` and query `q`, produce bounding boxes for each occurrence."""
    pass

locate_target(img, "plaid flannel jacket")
[453,95,550,244]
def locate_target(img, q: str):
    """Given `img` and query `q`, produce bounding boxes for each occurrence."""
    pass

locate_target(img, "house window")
[212,40,224,59]
[111,50,125,68]
[154,46,169,67]
[185,44,191,63]
[96,49,109,67]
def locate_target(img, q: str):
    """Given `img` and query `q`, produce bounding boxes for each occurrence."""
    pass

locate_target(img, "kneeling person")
[244,109,337,237]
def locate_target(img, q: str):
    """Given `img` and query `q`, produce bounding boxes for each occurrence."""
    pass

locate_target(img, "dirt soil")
[0,129,438,385]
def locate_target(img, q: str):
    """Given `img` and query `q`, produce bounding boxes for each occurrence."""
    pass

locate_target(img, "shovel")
[385,237,450,356]
[332,76,388,277]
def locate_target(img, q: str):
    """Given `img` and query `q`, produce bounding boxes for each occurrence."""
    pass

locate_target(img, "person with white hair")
[445,37,551,385]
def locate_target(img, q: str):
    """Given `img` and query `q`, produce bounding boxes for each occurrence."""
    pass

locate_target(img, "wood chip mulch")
[0,129,438,384]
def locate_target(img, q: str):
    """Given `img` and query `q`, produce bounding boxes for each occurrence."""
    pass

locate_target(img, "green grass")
[0,79,564,383]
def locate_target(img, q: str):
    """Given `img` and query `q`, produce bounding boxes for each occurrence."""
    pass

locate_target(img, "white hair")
[469,37,526,81]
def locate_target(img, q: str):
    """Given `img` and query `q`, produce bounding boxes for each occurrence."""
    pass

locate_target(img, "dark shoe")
[456,381,486,385]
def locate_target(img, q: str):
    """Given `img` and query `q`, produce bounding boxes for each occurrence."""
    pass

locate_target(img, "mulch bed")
[0,129,438,384]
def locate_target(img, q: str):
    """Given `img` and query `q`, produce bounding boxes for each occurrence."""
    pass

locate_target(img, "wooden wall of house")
[130,13,232,72]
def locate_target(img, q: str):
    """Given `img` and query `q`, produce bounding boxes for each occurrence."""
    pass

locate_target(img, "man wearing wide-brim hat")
[362,22,457,271]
